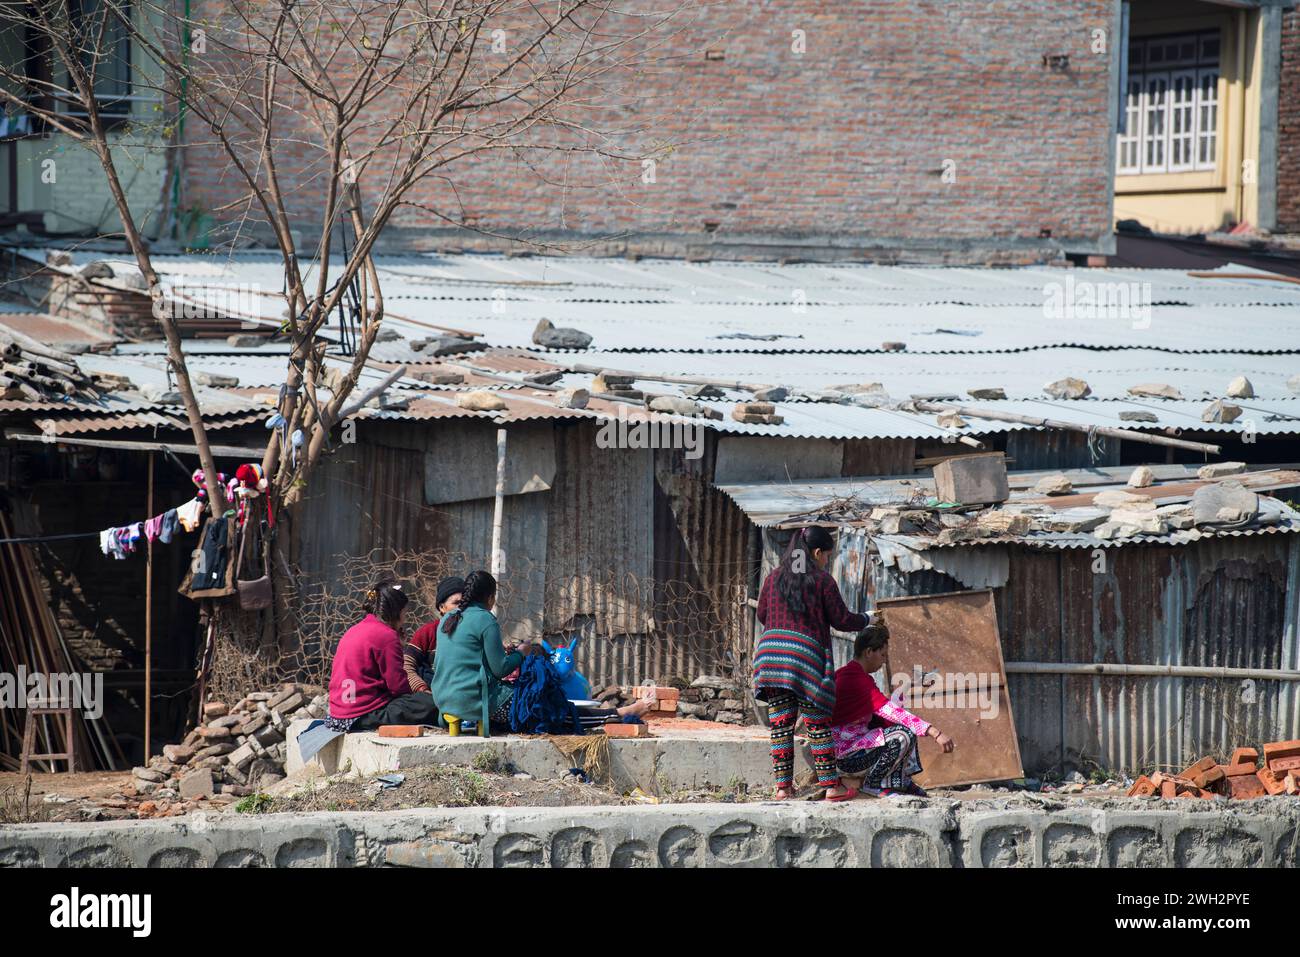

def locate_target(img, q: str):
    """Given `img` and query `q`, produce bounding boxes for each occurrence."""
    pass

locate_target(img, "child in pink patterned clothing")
[829,625,955,796]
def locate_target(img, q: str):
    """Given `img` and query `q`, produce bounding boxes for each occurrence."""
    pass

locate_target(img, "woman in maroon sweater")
[326,579,438,732]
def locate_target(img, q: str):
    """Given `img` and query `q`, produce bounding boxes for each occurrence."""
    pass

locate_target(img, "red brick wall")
[183,1,1118,262]
[1279,9,1300,233]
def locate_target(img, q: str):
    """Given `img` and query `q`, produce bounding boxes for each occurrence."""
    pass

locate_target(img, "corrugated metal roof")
[718,464,1300,534]
[34,250,1300,355]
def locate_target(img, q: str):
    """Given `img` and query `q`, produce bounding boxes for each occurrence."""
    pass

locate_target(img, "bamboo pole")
[145,452,154,764]
[912,401,1223,455]
[491,428,507,577]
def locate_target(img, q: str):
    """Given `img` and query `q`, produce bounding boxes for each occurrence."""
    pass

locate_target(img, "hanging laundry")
[100,528,127,560]
[177,498,203,532]
[144,514,164,542]
[159,509,179,544]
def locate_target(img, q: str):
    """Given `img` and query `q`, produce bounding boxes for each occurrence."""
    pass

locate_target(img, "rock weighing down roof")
[3,250,1300,443]
[718,463,1300,550]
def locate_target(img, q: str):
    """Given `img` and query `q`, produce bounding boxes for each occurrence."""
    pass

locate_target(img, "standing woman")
[753,526,867,801]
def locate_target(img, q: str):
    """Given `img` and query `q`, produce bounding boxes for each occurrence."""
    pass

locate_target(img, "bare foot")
[618,691,658,718]
[824,783,854,800]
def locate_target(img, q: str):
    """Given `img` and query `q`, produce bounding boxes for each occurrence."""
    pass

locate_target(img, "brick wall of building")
[182,0,1118,263]
[1279,8,1300,233]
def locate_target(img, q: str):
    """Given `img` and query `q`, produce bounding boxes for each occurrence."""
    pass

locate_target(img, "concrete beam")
[3,798,1298,868]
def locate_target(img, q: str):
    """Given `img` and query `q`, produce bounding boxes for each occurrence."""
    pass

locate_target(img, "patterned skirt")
[752,628,836,717]
[837,726,923,791]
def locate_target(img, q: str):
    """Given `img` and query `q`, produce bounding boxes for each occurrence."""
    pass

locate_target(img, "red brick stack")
[1127,740,1300,800]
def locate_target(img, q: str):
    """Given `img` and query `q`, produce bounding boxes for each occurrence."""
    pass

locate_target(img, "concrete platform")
[284,718,806,794]
[5,797,1299,867]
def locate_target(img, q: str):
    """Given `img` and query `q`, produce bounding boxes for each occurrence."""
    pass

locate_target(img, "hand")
[930,728,955,753]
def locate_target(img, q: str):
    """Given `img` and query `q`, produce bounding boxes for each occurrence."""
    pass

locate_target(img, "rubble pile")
[124,684,326,817]
[1127,740,1300,801]
[593,676,748,725]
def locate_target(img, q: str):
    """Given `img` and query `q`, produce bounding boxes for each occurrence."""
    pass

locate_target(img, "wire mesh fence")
[207,548,755,705]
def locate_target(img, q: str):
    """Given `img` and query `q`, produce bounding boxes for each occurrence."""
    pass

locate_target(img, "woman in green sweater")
[428,571,529,731]
[430,569,659,734]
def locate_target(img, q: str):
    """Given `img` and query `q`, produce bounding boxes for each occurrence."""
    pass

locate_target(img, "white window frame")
[1195,68,1220,171]
[1167,69,1198,172]
[1141,71,1169,174]
[1117,76,1144,174]
[1117,31,1220,177]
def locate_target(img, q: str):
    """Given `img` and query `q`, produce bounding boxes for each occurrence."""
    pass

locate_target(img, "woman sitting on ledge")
[325,579,439,733]
[430,570,657,734]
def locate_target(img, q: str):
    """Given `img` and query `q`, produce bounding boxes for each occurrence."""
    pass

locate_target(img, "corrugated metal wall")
[837,535,1300,775]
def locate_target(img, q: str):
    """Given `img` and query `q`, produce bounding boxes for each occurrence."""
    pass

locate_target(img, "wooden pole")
[491,428,507,578]
[144,452,154,764]
[913,401,1223,455]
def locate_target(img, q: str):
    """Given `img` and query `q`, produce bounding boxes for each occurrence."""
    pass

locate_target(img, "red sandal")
[825,785,859,802]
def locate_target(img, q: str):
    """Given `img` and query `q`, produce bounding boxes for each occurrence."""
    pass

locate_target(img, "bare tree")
[0,0,703,631]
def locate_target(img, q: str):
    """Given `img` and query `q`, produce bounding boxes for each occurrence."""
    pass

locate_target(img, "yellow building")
[1114,0,1287,235]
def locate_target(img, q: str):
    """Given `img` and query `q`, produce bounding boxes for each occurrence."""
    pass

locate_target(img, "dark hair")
[854,624,889,658]
[775,526,835,615]
[441,569,497,636]
[364,578,409,625]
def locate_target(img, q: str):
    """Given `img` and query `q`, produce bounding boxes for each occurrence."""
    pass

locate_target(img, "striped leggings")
[767,691,839,790]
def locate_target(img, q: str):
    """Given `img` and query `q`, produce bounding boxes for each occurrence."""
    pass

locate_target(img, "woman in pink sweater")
[325,579,438,732]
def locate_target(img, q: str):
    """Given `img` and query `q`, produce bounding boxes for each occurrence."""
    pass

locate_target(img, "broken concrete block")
[195,371,239,389]
[1202,400,1242,423]
[455,390,508,412]
[881,341,906,352]
[1155,503,1194,529]
[1042,507,1109,533]
[1033,473,1073,495]
[735,402,776,416]
[968,387,1007,400]
[375,327,402,343]
[933,453,1009,505]
[178,768,215,801]
[410,370,465,385]
[1128,382,1183,400]
[683,383,726,399]
[751,386,790,402]
[936,411,968,429]
[226,334,262,348]
[592,372,635,393]
[650,396,705,417]
[1043,377,1091,400]
[1197,461,1246,479]
[975,511,1032,536]
[1118,410,1159,423]
[1191,481,1258,525]
[532,319,592,350]
[161,744,195,765]
[830,382,885,395]
[1226,376,1255,399]
[141,383,183,405]
[1107,510,1166,535]
[1126,465,1155,488]
[1093,489,1153,509]
[132,767,166,783]
[554,387,589,409]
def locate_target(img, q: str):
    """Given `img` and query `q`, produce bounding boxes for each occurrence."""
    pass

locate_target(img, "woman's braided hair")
[440,569,497,636]
[776,525,834,615]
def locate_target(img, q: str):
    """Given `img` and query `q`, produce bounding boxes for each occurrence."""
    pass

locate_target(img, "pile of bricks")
[1127,739,1300,801]
[592,675,748,725]
[124,684,325,817]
